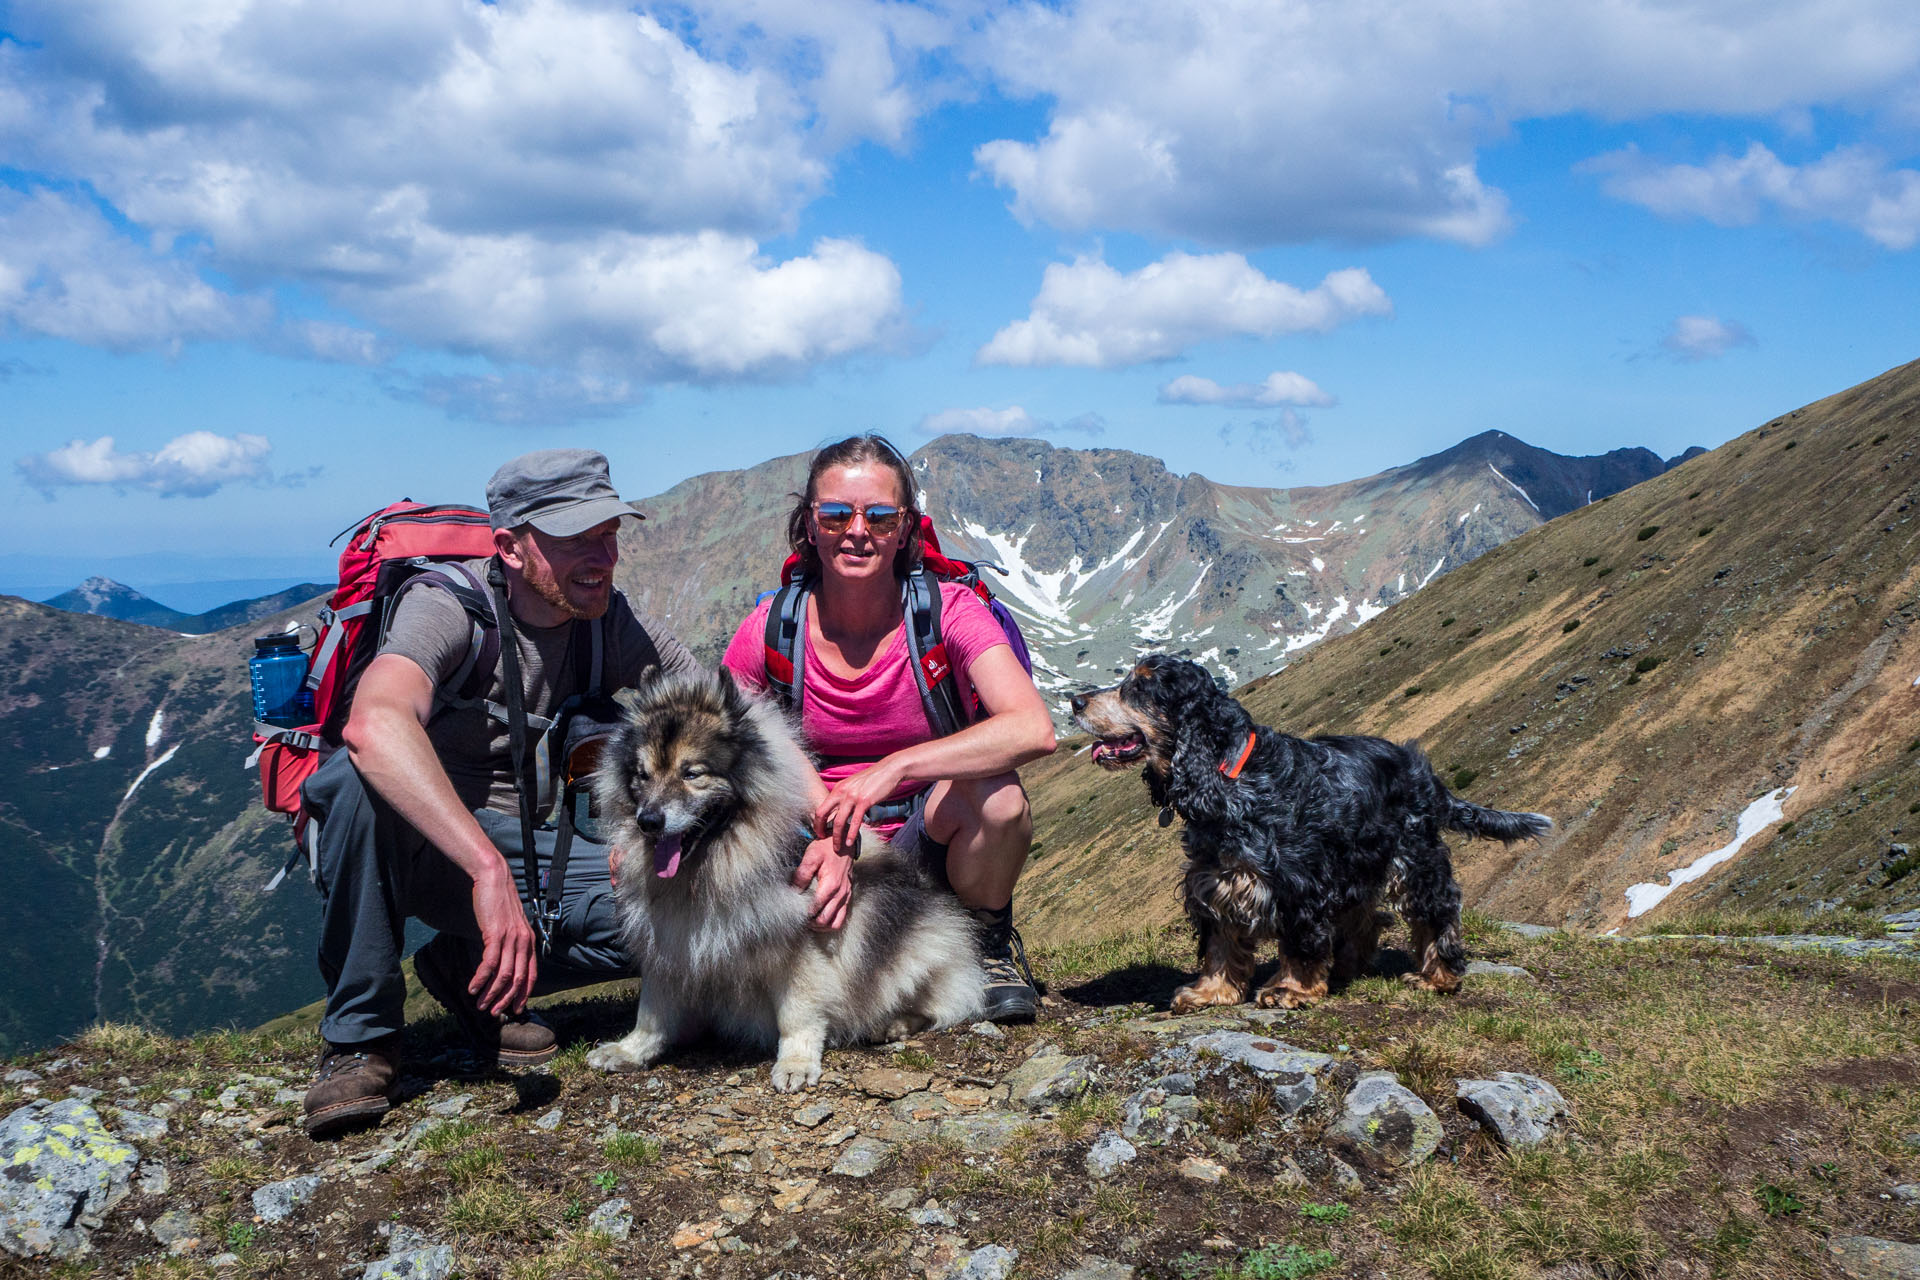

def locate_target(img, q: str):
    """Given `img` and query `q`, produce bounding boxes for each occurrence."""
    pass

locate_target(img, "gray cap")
[486,449,644,536]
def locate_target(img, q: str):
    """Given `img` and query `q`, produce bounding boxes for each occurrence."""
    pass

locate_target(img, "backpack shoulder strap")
[390,561,501,710]
[762,579,811,715]
[901,570,969,738]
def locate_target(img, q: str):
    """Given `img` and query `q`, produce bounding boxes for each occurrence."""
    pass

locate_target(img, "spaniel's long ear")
[1163,662,1252,822]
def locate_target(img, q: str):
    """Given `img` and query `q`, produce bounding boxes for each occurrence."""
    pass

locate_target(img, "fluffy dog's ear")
[1164,660,1253,822]
[714,666,749,716]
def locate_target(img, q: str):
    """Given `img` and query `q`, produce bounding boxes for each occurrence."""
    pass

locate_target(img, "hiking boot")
[304,1039,396,1138]
[413,933,558,1068]
[969,904,1039,1024]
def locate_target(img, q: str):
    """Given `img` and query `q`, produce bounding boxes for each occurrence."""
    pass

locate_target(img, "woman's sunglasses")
[813,501,906,537]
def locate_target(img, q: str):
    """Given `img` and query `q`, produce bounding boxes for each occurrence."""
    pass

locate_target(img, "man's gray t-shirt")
[378,558,699,814]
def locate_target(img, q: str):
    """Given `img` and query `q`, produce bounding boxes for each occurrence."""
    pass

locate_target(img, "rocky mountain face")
[1016,357,1920,948]
[39,578,329,635]
[615,431,1682,706]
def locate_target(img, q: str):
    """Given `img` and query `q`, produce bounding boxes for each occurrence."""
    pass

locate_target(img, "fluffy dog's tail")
[1443,797,1553,843]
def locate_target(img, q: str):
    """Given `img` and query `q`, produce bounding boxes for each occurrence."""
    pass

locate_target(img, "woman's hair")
[785,435,925,580]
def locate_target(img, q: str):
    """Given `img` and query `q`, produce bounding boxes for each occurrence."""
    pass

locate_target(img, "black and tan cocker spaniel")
[1071,655,1551,1013]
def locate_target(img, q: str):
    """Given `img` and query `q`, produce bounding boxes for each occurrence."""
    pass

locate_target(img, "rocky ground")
[5,915,1920,1279]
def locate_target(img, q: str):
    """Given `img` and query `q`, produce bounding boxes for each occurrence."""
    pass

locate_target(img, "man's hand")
[813,760,905,852]
[608,844,625,886]
[470,866,538,1016]
[791,837,854,931]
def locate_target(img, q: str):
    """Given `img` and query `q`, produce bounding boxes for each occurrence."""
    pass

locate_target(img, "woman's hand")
[814,758,908,850]
[792,837,854,931]
[607,844,624,886]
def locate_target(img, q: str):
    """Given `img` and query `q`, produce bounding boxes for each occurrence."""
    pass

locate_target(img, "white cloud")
[979,254,1389,369]
[972,0,1920,246]
[0,190,270,352]
[1160,372,1334,409]
[388,370,639,426]
[18,432,276,497]
[1586,142,1920,249]
[1219,411,1313,470]
[0,0,914,395]
[916,405,1106,439]
[1661,315,1757,361]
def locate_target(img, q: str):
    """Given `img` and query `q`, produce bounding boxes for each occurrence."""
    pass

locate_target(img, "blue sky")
[4,1,1918,603]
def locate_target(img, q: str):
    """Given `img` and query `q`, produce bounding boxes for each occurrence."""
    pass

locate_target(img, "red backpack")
[250,501,500,885]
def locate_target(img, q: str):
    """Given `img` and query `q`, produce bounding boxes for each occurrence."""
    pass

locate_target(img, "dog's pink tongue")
[653,833,683,879]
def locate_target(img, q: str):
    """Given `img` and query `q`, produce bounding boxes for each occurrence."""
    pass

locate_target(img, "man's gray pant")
[303,749,628,1049]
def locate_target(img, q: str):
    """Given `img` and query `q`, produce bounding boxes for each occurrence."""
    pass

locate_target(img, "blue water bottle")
[250,635,313,728]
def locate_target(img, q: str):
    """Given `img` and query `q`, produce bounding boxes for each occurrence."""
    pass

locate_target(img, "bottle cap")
[254,635,300,652]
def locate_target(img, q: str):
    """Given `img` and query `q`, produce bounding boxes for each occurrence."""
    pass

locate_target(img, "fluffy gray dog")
[585,670,984,1091]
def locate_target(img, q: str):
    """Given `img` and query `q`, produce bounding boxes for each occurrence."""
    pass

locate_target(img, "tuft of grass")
[1595,566,1613,578]
[893,1047,937,1071]
[1697,525,1714,537]
[1582,556,1600,567]
[75,1022,169,1062]
[447,1142,505,1187]
[1451,768,1478,791]
[1872,431,1890,444]
[1525,569,1538,582]
[1633,655,1662,674]
[203,1154,270,1190]
[1637,525,1660,540]
[1226,1243,1339,1279]
[601,1131,662,1168]
[1299,1202,1350,1222]
[1404,686,1423,698]
[1441,616,1456,627]
[418,1118,483,1154]
[1755,1181,1806,1217]
[446,1181,551,1239]
[1561,619,1581,634]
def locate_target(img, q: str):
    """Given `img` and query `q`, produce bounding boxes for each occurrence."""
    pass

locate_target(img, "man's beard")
[522,556,610,621]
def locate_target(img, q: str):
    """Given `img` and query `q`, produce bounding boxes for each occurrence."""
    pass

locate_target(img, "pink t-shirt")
[723,582,1011,823]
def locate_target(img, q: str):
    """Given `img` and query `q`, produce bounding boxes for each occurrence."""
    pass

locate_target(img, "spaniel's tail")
[1444,798,1553,844]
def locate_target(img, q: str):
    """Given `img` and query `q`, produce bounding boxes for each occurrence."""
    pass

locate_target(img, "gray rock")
[1001,1049,1095,1110]
[250,1174,323,1223]
[1119,1078,1200,1145]
[1333,1072,1442,1167]
[534,1108,563,1131]
[149,1209,195,1246]
[1058,1259,1135,1280]
[363,1244,455,1280]
[66,1087,101,1102]
[2,1071,41,1085]
[426,1094,472,1118]
[1456,1073,1568,1148]
[944,1244,1018,1279]
[1273,1156,1308,1189]
[970,1021,1005,1038]
[0,1098,139,1258]
[1177,1156,1227,1183]
[209,1251,241,1266]
[1187,1030,1337,1114]
[1085,1132,1137,1179]
[890,1092,955,1121]
[830,1137,896,1178]
[1827,1235,1920,1279]
[1327,1156,1364,1192]
[587,1198,632,1241]
[110,1108,169,1143]
[271,1089,303,1106]
[880,1188,916,1210]
[910,1202,958,1228]
[1893,1185,1920,1204]
[1904,1133,1920,1151]
[935,1111,1029,1152]
[791,1102,836,1128]
[1463,960,1533,981]
[137,1160,170,1196]
[1497,922,1559,938]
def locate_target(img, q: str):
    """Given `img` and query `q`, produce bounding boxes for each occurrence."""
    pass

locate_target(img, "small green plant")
[1755,1182,1805,1217]
[1688,489,1702,499]
[1697,525,1714,536]
[1596,566,1613,578]
[1908,801,1919,814]
[1233,1243,1339,1279]
[1886,852,1919,884]
[1451,768,1478,791]
[1379,646,1393,657]
[1441,616,1455,627]
[1775,821,1795,837]
[1298,1202,1350,1222]
[564,1197,585,1223]
[1633,655,1662,674]
[1525,568,1539,582]
[418,1117,481,1154]
[1582,556,1600,567]
[224,1221,257,1252]
[1872,431,1890,444]
[894,1047,937,1071]
[1637,525,1659,540]
[1783,440,1798,450]
[602,1131,661,1168]
[447,1142,504,1187]
[591,1170,619,1193]
[1404,686,1422,697]
[1562,619,1581,634]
